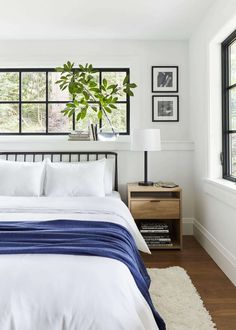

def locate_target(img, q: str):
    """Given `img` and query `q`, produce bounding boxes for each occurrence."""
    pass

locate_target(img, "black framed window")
[222,30,236,181]
[0,68,130,135]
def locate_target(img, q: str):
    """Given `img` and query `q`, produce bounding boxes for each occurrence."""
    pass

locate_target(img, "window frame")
[0,67,130,135]
[222,30,236,182]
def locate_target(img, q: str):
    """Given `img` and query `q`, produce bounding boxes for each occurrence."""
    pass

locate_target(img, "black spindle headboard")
[0,151,118,191]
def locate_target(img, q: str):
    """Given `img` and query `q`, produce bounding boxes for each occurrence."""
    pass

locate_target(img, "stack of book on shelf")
[68,130,91,141]
[140,222,173,248]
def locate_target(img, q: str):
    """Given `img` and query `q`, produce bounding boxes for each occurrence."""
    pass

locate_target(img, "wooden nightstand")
[127,183,182,250]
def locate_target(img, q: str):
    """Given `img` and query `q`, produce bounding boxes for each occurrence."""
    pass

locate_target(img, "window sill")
[203,178,236,210]
[0,135,131,151]
[0,136,195,152]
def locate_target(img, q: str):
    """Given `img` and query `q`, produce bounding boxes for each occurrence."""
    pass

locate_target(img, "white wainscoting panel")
[194,219,236,286]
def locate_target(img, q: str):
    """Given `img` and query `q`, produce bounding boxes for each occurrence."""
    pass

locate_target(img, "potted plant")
[55,61,137,139]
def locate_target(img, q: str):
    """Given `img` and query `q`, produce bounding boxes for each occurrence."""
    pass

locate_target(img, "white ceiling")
[0,0,215,40]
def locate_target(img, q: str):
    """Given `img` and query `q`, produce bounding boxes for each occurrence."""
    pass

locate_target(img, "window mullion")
[46,71,48,134]
[99,70,102,130]
[19,72,22,134]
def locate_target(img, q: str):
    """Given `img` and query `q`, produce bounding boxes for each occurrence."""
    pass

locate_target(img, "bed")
[0,151,165,330]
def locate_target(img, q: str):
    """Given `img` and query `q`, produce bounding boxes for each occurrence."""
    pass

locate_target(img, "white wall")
[189,0,236,284]
[0,40,194,231]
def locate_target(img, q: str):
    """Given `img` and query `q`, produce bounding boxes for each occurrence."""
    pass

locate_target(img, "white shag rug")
[148,266,216,330]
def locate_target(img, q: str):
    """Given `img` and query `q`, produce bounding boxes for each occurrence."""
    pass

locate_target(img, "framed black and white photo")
[152,95,179,122]
[152,66,178,93]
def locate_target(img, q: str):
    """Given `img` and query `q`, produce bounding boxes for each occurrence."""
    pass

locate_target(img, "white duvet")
[0,195,158,330]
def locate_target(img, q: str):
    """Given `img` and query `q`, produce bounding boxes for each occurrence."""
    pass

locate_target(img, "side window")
[222,31,236,181]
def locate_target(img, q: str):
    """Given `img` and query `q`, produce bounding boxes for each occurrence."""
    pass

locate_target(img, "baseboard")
[194,219,236,286]
[183,218,194,235]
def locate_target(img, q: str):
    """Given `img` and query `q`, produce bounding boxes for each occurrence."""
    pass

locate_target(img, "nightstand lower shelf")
[137,219,182,250]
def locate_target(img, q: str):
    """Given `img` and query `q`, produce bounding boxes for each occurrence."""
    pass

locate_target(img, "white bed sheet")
[0,195,158,330]
[0,195,149,254]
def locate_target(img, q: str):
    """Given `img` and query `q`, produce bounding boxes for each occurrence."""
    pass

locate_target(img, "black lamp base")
[138,181,154,186]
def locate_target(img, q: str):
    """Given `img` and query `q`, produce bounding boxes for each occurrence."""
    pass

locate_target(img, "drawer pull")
[150,200,160,203]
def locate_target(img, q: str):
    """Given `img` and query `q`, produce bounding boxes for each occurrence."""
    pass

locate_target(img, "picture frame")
[152,95,179,122]
[152,66,178,93]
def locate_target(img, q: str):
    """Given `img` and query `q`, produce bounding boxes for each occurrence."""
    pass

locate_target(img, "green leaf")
[109,104,117,109]
[61,109,70,115]
[98,110,103,120]
[89,81,97,88]
[90,88,100,93]
[68,109,75,117]
[104,106,111,113]
[79,97,86,105]
[68,82,78,94]
[128,83,137,88]
[91,106,98,112]
[80,109,87,119]
[127,90,134,96]
[102,78,107,88]
[123,75,129,84]
[107,84,117,90]
[55,67,64,72]
[76,112,82,121]
[83,91,90,100]
[67,61,71,68]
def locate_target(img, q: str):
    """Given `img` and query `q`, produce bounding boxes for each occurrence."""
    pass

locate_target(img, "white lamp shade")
[131,129,161,151]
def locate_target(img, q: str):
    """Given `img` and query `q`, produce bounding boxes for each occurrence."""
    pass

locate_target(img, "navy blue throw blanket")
[0,219,166,330]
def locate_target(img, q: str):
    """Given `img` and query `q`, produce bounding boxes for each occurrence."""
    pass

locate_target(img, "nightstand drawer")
[130,200,180,219]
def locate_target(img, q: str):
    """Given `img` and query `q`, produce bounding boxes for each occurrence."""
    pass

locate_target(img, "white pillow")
[0,160,45,196]
[104,158,115,195]
[45,158,106,197]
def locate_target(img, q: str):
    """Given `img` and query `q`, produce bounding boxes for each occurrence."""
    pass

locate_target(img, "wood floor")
[142,236,236,330]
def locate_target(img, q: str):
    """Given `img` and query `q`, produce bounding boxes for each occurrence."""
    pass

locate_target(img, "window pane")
[230,41,236,85]
[229,88,236,130]
[48,72,71,101]
[22,104,46,133]
[75,104,99,132]
[101,104,127,133]
[101,72,127,101]
[230,133,236,177]
[0,72,19,101]
[22,72,46,101]
[0,104,19,132]
[48,103,72,133]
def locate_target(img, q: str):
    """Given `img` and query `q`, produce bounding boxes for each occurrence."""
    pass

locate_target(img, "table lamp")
[131,128,161,186]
